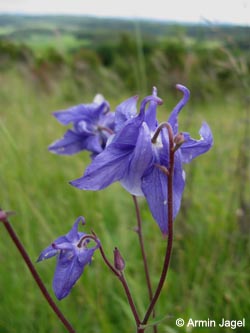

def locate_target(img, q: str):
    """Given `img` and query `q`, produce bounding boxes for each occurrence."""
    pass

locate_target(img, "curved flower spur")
[70,85,213,234]
[37,216,100,300]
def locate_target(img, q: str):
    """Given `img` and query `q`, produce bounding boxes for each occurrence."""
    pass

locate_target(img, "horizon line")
[0,12,247,27]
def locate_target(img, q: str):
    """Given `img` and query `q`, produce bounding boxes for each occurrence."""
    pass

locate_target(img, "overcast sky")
[0,0,249,25]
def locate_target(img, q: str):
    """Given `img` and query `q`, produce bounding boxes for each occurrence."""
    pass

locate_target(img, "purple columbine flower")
[37,216,100,300]
[48,94,114,157]
[70,85,213,234]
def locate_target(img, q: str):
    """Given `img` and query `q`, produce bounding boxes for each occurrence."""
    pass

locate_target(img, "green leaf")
[139,314,171,329]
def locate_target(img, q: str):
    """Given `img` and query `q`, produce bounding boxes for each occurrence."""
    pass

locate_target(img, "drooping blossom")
[37,216,100,300]
[49,94,114,157]
[70,85,213,234]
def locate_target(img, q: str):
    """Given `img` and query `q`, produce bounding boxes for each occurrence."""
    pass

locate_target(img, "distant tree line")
[0,24,249,100]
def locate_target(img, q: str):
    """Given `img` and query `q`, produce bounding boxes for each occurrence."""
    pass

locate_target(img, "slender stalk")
[0,216,75,333]
[119,272,141,327]
[142,123,175,326]
[132,195,157,333]
[98,244,141,327]
[132,195,153,300]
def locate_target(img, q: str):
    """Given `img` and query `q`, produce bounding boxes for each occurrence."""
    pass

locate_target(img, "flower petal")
[52,251,84,300]
[48,130,86,155]
[142,166,168,234]
[120,122,153,196]
[37,235,68,262]
[78,247,96,265]
[114,96,138,132]
[53,102,109,125]
[168,84,190,135]
[53,242,75,251]
[142,151,185,234]
[66,216,85,242]
[100,111,115,132]
[52,246,97,300]
[172,151,186,219]
[70,145,131,190]
[180,122,213,163]
[144,87,159,131]
[36,245,58,262]
[70,115,144,190]
[49,127,105,155]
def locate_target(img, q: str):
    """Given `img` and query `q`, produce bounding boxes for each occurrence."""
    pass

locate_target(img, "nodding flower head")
[70,85,213,234]
[37,217,100,300]
[48,95,114,158]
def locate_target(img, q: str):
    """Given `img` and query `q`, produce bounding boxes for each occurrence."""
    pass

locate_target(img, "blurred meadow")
[0,15,250,333]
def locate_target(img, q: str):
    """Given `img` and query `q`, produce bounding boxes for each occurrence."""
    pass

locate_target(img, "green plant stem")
[132,195,157,333]
[142,122,175,327]
[1,216,75,333]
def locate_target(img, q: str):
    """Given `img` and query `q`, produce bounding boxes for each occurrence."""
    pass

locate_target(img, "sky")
[0,0,250,25]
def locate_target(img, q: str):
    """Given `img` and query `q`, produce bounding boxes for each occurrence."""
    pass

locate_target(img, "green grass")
[0,70,249,333]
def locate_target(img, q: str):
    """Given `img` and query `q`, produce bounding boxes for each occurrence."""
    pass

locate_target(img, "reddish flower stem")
[0,214,75,333]
[141,122,175,327]
[132,195,157,333]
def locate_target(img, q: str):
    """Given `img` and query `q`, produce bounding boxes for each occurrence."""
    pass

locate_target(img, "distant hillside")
[0,14,249,99]
[0,14,249,52]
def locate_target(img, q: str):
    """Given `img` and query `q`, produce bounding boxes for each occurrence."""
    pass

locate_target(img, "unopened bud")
[0,210,7,222]
[0,209,15,222]
[114,247,125,271]
[173,132,185,151]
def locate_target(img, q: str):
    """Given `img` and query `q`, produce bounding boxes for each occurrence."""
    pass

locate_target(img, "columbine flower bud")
[114,247,125,271]
[0,209,15,222]
[0,210,7,222]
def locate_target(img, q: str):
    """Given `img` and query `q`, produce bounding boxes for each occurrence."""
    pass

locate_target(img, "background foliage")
[0,15,249,333]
